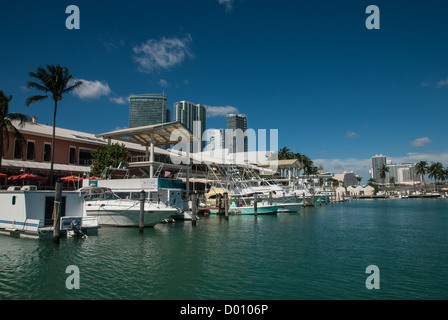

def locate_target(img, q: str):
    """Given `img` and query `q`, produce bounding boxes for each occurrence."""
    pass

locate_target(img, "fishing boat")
[0,186,100,239]
[228,202,278,215]
[81,187,177,227]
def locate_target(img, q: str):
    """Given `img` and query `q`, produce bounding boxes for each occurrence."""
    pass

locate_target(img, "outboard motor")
[70,220,87,239]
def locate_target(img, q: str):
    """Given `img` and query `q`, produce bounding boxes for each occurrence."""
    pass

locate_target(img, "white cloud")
[218,0,234,12]
[72,79,111,100]
[345,131,359,138]
[133,35,193,72]
[205,105,239,117]
[109,96,127,105]
[436,78,448,88]
[159,79,169,88]
[411,137,431,148]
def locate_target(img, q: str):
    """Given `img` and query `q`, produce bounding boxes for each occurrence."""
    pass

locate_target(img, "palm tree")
[0,91,32,170]
[26,65,82,184]
[378,164,389,185]
[415,161,428,190]
[428,162,444,191]
[278,147,293,160]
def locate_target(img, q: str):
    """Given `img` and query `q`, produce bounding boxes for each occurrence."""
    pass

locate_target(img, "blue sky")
[1,0,448,180]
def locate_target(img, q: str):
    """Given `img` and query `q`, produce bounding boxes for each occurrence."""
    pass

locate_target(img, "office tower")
[174,101,207,152]
[371,154,387,182]
[207,129,226,151]
[227,114,248,153]
[129,94,168,128]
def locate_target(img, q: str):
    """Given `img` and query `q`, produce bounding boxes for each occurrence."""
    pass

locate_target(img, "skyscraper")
[129,94,169,128]
[371,154,387,182]
[173,101,207,152]
[227,114,248,153]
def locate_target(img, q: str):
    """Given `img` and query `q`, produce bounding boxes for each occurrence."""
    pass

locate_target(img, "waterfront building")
[227,114,248,153]
[174,101,206,152]
[129,94,170,128]
[371,154,422,185]
[0,118,147,187]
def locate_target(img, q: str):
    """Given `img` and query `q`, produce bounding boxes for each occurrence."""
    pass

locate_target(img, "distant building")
[370,154,422,185]
[207,129,226,151]
[173,101,206,152]
[227,114,248,153]
[333,171,359,187]
[129,94,170,128]
[371,154,387,182]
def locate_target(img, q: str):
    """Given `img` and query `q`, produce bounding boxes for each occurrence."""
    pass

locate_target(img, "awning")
[2,159,91,173]
[96,121,197,146]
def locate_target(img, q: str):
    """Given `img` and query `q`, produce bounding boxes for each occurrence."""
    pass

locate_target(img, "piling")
[302,193,306,208]
[224,192,229,220]
[254,193,258,217]
[52,180,63,244]
[139,190,145,233]
[192,192,197,226]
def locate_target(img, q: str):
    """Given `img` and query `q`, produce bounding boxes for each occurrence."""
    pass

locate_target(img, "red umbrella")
[16,173,47,181]
[0,173,7,179]
[61,175,82,182]
[88,176,103,180]
[8,174,22,181]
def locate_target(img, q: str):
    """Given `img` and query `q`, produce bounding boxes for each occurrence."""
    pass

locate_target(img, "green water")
[1,199,447,300]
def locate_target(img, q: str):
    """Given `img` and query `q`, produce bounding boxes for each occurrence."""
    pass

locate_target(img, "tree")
[415,161,428,190]
[356,176,362,185]
[428,162,444,191]
[278,147,293,160]
[378,164,389,184]
[26,65,83,185]
[389,176,396,186]
[0,91,31,170]
[90,143,130,177]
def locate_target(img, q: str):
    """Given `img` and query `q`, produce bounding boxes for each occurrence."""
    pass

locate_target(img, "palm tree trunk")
[49,100,58,186]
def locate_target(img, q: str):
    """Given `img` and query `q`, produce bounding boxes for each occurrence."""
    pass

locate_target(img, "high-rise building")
[129,94,169,128]
[227,114,248,153]
[371,154,387,182]
[207,129,226,151]
[173,101,206,152]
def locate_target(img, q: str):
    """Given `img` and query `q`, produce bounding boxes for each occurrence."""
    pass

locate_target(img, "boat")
[275,202,302,213]
[228,201,278,215]
[81,186,178,227]
[0,185,100,239]
[82,177,192,221]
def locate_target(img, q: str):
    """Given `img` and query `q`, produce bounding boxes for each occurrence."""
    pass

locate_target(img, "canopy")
[96,121,196,147]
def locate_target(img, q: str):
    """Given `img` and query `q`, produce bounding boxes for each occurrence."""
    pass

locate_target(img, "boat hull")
[276,203,302,213]
[228,205,278,215]
[85,201,176,227]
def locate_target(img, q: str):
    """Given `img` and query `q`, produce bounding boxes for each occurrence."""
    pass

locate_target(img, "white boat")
[275,202,302,213]
[0,186,99,239]
[81,187,178,227]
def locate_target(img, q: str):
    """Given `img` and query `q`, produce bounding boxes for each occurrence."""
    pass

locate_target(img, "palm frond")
[7,113,32,127]
[27,81,49,93]
[26,95,48,107]
[5,121,26,146]
[63,80,83,93]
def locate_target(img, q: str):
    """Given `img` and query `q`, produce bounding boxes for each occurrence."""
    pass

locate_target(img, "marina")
[0,198,447,300]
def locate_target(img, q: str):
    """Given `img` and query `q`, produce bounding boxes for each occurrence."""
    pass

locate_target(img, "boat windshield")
[82,187,121,201]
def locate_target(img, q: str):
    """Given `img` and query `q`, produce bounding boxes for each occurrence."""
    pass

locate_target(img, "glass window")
[13,139,23,159]
[43,143,51,162]
[26,141,35,161]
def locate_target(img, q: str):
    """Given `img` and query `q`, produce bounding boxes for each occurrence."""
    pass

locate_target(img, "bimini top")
[96,121,197,147]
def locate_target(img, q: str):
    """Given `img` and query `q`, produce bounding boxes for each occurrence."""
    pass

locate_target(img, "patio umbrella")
[16,173,47,181]
[88,176,103,180]
[0,173,7,179]
[61,175,82,182]
[8,174,22,181]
